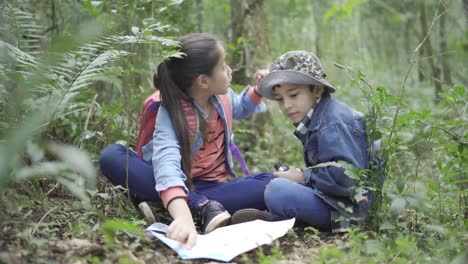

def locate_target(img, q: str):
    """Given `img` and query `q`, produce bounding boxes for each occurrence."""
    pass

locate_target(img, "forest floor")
[0,176,343,264]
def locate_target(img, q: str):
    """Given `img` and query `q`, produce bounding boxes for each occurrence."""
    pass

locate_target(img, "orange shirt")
[191,109,228,182]
[159,87,264,207]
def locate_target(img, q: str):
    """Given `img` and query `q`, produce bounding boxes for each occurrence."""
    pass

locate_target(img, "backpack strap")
[217,94,232,133]
[136,91,161,157]
[216,94,251,176]
[136,91,198,157]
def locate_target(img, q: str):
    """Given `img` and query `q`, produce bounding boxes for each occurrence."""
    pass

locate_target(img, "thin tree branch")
[416,119,468,145]
[79,94,98,149]
[385,2,449,158]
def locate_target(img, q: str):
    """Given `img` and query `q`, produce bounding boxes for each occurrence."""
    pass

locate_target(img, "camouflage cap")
[258,50,336,100]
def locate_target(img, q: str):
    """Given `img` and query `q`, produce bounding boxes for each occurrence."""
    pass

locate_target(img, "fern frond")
[0,40,40,101]
[15,143,96,202]
[106,35,179,47]
[2,5,44,56]
[0,64,8,115]
[145,22,172,32]
[63,49,130,93]
[45,40,131,122]
[0,40,38,69]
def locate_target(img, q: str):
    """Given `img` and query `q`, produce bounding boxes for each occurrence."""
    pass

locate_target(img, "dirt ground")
[0,178,341,264]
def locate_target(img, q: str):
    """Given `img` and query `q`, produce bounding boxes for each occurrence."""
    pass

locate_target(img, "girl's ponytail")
[155,61,193,190]
[154,33,224,191]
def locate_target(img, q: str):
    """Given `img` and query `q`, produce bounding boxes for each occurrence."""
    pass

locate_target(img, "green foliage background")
[0,0,467,263]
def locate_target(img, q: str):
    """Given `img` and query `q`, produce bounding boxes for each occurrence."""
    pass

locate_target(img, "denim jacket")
[148,87,266,194]
[298,94,370,220]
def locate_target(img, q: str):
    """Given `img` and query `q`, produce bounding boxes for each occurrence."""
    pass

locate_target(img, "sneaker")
[115,140,127,147]
[138,201,156,223]
[130,196,159,223]
[199,200,231,234]
[230,208,275,225]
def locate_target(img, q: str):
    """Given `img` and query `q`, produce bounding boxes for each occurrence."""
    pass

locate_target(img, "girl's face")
[205,44,232,95]
[273,84,323,123]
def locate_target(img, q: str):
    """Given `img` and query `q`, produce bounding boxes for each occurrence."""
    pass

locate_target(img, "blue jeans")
[99,144,273,213]
[265,178,332,230]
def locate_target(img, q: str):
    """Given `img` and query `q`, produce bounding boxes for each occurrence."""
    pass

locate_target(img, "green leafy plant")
[101,219,144,247]
[0,2,179,195]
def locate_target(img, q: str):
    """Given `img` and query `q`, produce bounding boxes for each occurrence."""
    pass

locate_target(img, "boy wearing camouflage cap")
[232,51,371,232]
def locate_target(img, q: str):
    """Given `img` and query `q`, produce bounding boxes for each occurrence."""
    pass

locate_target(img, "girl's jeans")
[265,177,332,230]
[99,144,273,213]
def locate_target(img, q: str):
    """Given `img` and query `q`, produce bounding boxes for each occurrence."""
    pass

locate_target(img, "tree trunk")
[419,0,442,101]
[312,5,323,57]
[196,0,203,32]
[464,0,468,23]
[439,11,453,87]
[418,27,426,82]
[229,0,271,84]
[229,0,273,165]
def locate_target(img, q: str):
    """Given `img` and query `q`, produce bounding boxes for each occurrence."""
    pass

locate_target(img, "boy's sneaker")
[199,200,231,234]
[230,208,276,225]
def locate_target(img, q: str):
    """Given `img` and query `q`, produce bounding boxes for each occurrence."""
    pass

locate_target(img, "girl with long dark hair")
[99,33,273,248]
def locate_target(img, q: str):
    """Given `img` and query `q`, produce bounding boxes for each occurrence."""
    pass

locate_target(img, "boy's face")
[273,84,323,123]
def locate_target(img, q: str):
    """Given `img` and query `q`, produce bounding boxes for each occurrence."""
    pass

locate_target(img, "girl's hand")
[166,198,197,249]
[253,69,269,94]
[254,69,269,86]
[273,166,304,183]
[166,215,197,249]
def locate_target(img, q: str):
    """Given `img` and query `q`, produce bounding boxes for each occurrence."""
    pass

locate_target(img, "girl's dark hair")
[154,33,224,189]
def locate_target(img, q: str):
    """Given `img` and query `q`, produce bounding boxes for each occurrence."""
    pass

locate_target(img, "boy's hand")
[273,166,304,183]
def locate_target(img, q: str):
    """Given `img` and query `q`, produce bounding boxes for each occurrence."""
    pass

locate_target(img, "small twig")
[83,94,98,132]
[416,119,468,145]
[41,25,58,35]
[420,50,457,60]
[36,107,89,131]
[45,183,60,196]
[30,207,56,236]
[79,94,99,149]
[389,251,401,263]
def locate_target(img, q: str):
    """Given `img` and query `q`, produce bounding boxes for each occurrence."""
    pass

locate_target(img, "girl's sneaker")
[199,200,231,234]
[138,201,156,223]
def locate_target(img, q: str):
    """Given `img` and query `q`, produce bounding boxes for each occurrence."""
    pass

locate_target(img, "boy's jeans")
[265,177,332,230]
[99,144,273,213]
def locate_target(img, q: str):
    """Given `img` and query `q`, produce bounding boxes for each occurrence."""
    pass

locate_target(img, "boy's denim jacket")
[146,87,266,195]
[298,94,370,221]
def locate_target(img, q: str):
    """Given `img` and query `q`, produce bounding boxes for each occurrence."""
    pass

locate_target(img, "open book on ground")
[146,218,295,262]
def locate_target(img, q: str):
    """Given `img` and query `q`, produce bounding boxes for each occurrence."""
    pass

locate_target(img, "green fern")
[1,4,44,56]
[0,3,179,198]
[45,43,131,123]
[0,64,9,117]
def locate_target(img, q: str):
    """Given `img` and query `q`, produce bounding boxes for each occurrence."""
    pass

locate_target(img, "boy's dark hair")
[272,84,330,96]
[154,33,224,189]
